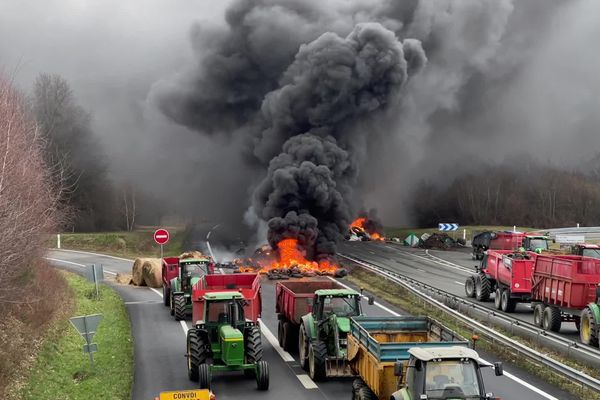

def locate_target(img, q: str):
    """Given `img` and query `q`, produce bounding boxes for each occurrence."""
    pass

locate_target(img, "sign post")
[85,264,104,299]
[154,228,170,259]
[69,314,103,369]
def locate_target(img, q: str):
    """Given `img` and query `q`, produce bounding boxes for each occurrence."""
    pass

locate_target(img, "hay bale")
[131,258,146,286]
[141,258,162,288]
[115,273,132,285]
[179,250,206,259]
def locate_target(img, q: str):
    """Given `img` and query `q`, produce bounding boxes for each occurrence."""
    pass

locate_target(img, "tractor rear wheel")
[465,276,476,298]
[255,360,269,390]
[198,364,211,390]
[283,321,297,352]
[494,288,502,310]
[174,294,186,321]
[163,285,170,307]
[298,325,309,371]
[475,273,491,302]
[187,329,206,382]
[308,340,327,381]
[543,306,562,332]
[580,307,599,347]
[533,304,545,327]
[501,289,516,313]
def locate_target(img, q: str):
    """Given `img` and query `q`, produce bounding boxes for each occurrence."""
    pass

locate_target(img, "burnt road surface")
[46,235,576,400]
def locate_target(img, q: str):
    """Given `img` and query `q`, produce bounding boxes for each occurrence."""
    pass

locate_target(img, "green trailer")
[347,316,503,400]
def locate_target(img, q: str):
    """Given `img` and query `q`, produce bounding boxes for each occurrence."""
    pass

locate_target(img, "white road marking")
[296,374,318,389]
[180,320,189,335]
[150,287,163,297]
[49,248,133,262]
[454,281,464,285]
[257,318,295,362]
[45,257,117,275]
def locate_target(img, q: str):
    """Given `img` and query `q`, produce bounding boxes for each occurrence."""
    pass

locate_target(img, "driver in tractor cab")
[322,296,359,318]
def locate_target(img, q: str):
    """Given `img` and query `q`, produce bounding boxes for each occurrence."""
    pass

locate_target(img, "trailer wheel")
[283,321,297,352]
[255,360,269,390]
[174,294,186,321]
[352,379,366,400]
[475,273,491,302]
[543,306,562,332]
[169,293,175,316]
[494,288,502,310]
[501,289,517,313]
[298,325,309,371]
[187,329,206,382]
[465,276,476,298]
[198,364,211,390]
[580,308,599,347]
[357,386,376,400]
[277,320,284,347]
[308,340,327,381]
[533,304,545,327]
[163,285,170,307]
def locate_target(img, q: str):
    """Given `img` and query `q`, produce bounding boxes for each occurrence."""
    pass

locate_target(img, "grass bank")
[10,271,133,400]
[346,267,599,400]
[54,230,185,259]
[384,225,537,241]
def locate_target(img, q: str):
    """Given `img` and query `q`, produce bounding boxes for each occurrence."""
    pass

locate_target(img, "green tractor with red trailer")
[169,257,213,321]
[185,292,269,390]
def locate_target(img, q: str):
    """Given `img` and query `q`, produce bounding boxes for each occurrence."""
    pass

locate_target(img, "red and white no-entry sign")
[153,229,170,245]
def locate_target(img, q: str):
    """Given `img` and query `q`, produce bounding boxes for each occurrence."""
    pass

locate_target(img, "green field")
[54,230,185,259]
[12,271,133,400]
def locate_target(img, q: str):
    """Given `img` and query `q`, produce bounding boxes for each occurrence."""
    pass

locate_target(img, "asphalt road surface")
[47,243,576,400]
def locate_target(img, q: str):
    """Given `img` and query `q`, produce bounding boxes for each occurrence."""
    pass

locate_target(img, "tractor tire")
[501,289,517,313]
[283,321,297,352]
[174,294,186,321]
[543,306,562,332]
[580,307,599,347]
[163,285,170,307]
[357,386,376,400]
[465,276,476,298]
[277,320,284,347]
[187,329,206,382]
[298,325,309,371]
[198,364,211,390]
[244,327,263,377]
[494,288,502,310]
[533,303,545,327]
[255,360,269,390]
[475,273,491,302]
[308,340,327,381]
[352,379,367,400]
[169,294,175,316]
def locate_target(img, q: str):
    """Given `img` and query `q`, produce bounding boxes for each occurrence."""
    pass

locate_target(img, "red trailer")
[275,279,347,351]
[191,273,262,324]
[531,255,600,345]
[465,250,536,312]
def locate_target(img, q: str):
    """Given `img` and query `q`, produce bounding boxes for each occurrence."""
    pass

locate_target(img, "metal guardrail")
[339,253,600,394]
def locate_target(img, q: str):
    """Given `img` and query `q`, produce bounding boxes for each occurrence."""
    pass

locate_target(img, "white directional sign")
[439,223,459,231]
[555,234,585,244]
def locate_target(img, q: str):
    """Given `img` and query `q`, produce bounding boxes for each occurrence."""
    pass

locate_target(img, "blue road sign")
[438,223,459,231]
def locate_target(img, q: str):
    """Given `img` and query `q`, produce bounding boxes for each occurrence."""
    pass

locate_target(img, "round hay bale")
[179,251,206,259]
[141,258,162,288]
[131,258,146,286]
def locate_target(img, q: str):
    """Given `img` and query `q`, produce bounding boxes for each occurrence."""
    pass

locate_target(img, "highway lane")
[48,247,576,400]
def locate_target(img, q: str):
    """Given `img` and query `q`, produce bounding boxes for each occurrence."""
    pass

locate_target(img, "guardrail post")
[57,233,61,249]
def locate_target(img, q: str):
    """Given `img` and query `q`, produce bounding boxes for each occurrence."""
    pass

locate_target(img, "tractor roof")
[180,258,210,264]
[525,235,549,239]
[315,289,359,297]
[203,291,243,301]
[408,346,491,366]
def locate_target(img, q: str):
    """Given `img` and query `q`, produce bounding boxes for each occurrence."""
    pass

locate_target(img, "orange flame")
[257,238,339,274]
[349,217,385,241]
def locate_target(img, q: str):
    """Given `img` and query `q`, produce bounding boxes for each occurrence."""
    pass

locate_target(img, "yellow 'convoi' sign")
[159,389,210,400]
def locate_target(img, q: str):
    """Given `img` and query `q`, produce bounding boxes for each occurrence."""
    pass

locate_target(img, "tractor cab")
[572,244,600,259]
[312,289,362,320]
[393,346,503,400]
[521,236,550,253]
[187,292,268,391]
[179,258,211,292]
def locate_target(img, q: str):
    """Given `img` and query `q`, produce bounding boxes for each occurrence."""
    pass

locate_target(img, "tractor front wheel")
[255,360,269,390]
[174,294,186,321]
[198,364,211,390]
[298,325,309,371]
[163,285,170,307]
[187,329,206,382]
[465,276,476,298]
[308,340,327,381]
[580,307,599,347]
[244,326,263,377]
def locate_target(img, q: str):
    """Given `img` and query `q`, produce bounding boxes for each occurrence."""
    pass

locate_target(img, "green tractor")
[186,292,269,390]
[298,288,371,381]
[170,258,212,321]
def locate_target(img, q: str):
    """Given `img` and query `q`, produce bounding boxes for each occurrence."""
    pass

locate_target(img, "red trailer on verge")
[191,273,262,324]
[531,254,600,346]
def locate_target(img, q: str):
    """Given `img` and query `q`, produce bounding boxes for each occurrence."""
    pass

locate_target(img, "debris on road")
[419,233,463,250]
[114,272,132,285]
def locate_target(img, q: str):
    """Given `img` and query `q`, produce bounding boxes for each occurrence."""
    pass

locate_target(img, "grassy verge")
[11,271,133,400]
[384,225,537,241]
[346,267,600,400]
[54,230,185,259]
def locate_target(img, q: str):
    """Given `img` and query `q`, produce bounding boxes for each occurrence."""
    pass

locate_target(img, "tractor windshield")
[183,262,209,277]
[206,300,244,324]
[527,238,548,251]
[322,296,359,317]
[424,359,481,399]
[582,248,600,259]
